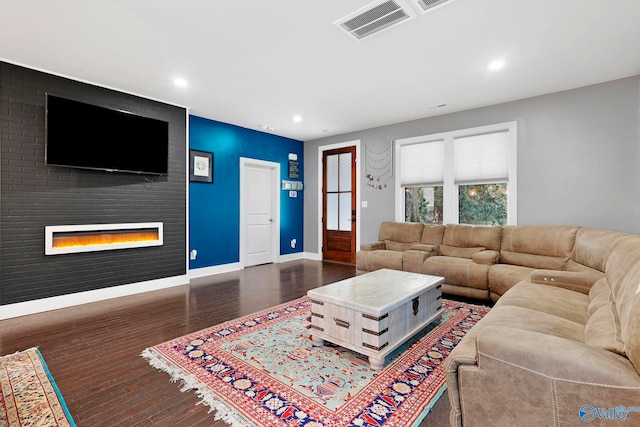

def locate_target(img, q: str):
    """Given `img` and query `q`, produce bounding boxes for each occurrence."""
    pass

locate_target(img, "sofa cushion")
[571,227,633,272]
[438,245,485,259]
[463,304,586,343]
[442,224,502,251]
[604,236,640,373]
[378,221,424,243]
[359,241,385,251]
[500,251,568,270]
[585,303,625,356]
[471,250,500,265]
[402,250,433,273]
[421,224,445,246]
[496,281,589,324]
[564,260,605,280]
[471,249,500,265]
[500,225,577,269]
[384,240,414,252]
[424,256,490,290]
[488,264,534,299]
[588,277,612,316]
[626,292,640,373]
[442,283,490,300]
[410,243,437,252]
[585,277,624,356]
[356,249,403,271]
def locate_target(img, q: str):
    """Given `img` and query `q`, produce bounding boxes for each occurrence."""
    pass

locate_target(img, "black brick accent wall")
[0,62,187,305]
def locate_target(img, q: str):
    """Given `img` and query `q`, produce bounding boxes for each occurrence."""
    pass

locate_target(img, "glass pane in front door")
[326,152,352,232]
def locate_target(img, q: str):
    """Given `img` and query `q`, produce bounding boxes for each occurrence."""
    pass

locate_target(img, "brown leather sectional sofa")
[356,221,640,426]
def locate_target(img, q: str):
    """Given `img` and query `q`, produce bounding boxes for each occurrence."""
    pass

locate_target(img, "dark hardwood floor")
[0,260,450,426]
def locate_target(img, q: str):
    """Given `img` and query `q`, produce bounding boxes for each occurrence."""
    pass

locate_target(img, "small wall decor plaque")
[288,160,300,179]
[190,150,213,183]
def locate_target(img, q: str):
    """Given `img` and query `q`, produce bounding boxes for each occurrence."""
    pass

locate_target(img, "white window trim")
[394,121,517,225]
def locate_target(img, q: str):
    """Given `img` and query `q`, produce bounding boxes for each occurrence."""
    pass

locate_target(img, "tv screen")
[46,94,169,175]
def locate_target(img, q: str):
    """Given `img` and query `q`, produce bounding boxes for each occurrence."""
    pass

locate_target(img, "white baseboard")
[3,254,325,320]
[188,262,243,279]
[1,275,189,320]
[279,252,306,262]
[188,253,312,279]
[303,252,322,261]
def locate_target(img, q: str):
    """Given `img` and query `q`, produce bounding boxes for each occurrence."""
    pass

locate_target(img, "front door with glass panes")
[322,146,356,263]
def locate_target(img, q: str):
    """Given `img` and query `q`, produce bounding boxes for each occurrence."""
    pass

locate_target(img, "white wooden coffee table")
[307,268,444,370]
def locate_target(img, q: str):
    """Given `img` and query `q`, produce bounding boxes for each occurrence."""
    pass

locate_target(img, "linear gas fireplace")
[45,222,163,255]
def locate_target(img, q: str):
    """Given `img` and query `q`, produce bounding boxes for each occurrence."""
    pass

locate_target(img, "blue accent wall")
[189,115,304,269]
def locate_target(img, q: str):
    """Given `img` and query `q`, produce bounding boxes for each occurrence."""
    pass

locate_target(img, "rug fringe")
[141,348,253,427]
[1,346,39,359]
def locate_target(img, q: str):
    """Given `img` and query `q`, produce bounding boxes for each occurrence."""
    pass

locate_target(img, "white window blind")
[454,131,508,184]
[400,140,444,186]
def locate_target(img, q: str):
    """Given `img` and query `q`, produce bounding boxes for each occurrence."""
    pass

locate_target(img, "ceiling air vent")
[334,0,417,41]
[412,0,456,14]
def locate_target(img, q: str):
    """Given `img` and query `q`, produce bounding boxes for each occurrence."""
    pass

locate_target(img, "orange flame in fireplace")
[52,230,160,249]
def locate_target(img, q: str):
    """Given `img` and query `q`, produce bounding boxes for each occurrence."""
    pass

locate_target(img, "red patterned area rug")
[0,347,76,427]
[143,297,489,427]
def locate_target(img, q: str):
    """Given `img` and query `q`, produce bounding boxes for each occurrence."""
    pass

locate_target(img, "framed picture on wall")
[190,150,213,183]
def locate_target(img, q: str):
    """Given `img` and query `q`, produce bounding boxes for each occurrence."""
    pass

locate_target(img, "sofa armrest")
[471,249,500,265]
[360,241,386,251]
[409,243,438,252]
[530,269,602,294]
[445,338,479,395]
[447,326,640,426]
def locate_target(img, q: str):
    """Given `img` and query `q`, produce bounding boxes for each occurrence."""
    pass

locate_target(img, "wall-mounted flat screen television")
[46,94,169,175]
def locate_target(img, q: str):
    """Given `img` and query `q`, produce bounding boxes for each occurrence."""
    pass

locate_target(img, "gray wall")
[0,62,187,305]
[304,76,640,253]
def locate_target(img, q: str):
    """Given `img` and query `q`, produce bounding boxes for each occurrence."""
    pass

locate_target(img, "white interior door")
[241,158,279,267]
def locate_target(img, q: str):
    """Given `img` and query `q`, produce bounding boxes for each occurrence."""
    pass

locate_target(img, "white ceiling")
[1,0,640,141]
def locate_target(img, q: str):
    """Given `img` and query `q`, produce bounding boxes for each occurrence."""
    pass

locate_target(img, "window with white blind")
[400,140,444,186]
[454,132,509,185]
[395,122,517,225]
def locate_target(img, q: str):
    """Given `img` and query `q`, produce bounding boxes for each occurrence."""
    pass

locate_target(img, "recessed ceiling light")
[173,77,188,88]
[292,115,303,123]
[488,60,505,71]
